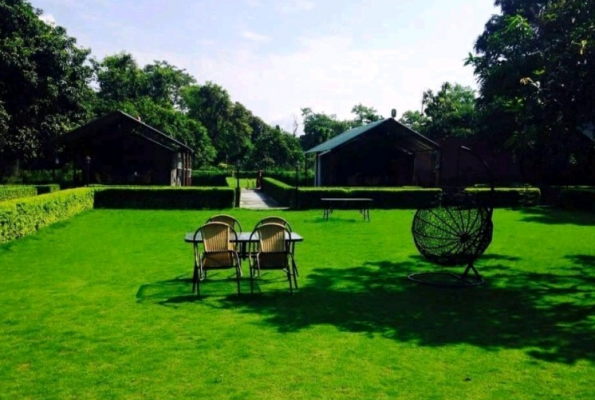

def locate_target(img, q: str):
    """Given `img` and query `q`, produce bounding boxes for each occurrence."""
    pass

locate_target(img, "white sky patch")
[277,0,316,13]
[39,13,57,26]
[241,30,271,43]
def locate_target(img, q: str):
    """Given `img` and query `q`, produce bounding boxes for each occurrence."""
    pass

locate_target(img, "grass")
[1,207,595,399]
[226,177,258,189]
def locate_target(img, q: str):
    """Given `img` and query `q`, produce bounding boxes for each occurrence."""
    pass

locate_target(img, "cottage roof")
[305,118,439,154]
[59,110,194,153]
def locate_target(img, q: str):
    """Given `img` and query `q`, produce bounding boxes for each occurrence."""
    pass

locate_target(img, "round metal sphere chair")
[409,146,494,287]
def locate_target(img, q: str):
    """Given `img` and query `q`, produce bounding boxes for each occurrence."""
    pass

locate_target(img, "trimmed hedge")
[93,186,235,209]
[559,187,595,212]
[0,188,94,244]
[262,178,441,209]
[262,178,541,209]
[36,184,61,194]
[0,185,38,202]
[265,170,315,187]
[466,187,541,207]
[191,171,228,187]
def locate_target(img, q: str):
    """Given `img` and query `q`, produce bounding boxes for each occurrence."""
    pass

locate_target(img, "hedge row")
[264,170,315,187]
[559,187,595,212]
[0,188,94,244]
[261,178,441,209]
[191,171,228,187]
[262,178,541,209]
[93,186,235,209]
[0,185,38,202]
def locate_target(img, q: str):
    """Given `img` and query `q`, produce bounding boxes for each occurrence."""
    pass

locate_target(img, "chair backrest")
[252,223,289,254]
[254,216,292,232]
[196,222,237,253]
[207,214,242,233]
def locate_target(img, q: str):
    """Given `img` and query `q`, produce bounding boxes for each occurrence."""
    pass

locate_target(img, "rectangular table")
[321,198,373,221]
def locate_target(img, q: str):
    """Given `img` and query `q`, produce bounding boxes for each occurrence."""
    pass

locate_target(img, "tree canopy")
[0,0,93,169]
[467,0,595,173]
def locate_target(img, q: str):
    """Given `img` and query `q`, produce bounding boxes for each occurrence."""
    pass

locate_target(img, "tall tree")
[0,0,93,169]
[299,108,352,151]
[181,82,252,163]
[351,104,383,125]
[399,82,477,140]
[92,53,215,167]
[468,0,595,178]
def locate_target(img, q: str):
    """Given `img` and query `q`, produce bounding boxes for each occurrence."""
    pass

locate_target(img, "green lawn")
[1,208,594,399]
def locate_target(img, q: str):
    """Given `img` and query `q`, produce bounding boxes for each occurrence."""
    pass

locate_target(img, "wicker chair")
[253,217,298,276]
[410,146,495,286]
[248,223,298,294]
[192,222,242,296]
[206,214,242,233]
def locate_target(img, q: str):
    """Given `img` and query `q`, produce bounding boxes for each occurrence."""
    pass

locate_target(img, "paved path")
[240,189,286,210]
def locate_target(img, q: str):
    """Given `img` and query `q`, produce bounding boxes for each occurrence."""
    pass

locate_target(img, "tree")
[467,0,595,179]
[247,125,302,170]
[351,104,383,125]
[92,53,215,167]
[421,83,477,140]
[299,108,352,151]
[0,0,94,170]
[399,110,429,133]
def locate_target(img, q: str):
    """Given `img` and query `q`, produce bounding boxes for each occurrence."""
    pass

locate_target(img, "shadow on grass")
[136,254,595,365]
[517,207,595,225]
[217,258,594,365]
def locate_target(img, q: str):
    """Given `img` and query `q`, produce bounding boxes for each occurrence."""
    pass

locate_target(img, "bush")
[262,178,441,209]
[0,188,94,244]
[264,170,315,186]
[466,187,541,207]
[0,185,38,202]
[559,187,595,212]
[35,184,61,194]
[93,186,235,209]
[191,171,228,186]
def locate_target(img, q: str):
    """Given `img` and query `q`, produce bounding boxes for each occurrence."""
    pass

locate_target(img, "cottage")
[305,118,440,187]
[59,111,194,186]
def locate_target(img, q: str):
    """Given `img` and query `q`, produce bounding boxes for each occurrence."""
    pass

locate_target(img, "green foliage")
[91,53,216,168]
[93,187,234,209]
[400,82,477,140]
[265,170,315,186]
[0,0,94,167]
[469,0,595,179]
[351,104,383,125]
[299,107,353,151]
[0,185,37,202]
[191,171,229,186]
[262,177,441,209]
[0,187,94,244]
[466,187,541,207]
[35,184,61,194]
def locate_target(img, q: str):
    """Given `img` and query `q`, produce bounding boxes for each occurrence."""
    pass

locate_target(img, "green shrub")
[265,170,315,186]
[35,184,61,194]
[93,186,235,209]
[0,188,94,244]
[0,185,38,202]
[466,187,541,207]
[559,187,595,212]
[191,171,228,186]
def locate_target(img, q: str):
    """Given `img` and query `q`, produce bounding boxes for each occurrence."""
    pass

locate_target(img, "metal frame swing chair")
[409,146,495,287]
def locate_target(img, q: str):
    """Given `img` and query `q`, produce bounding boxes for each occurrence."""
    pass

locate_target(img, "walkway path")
[240,189,286,210]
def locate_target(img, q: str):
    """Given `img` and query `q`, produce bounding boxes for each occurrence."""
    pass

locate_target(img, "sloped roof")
[59,110,194,153]
[305,118,439,154]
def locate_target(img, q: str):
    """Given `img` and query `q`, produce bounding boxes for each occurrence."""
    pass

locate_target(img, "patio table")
[321,198,373,221]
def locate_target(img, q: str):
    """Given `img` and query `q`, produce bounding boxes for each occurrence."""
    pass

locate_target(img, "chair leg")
[291,258,299,290]
[192,266,198,293]
[250,265,255,294]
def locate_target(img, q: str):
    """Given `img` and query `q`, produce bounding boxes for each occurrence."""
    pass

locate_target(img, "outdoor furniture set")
[185,215,302,296]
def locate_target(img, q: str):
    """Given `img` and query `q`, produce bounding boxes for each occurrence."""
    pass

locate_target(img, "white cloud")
[39,13,57,26]
[241,30,271,43]
[277,1,315,13]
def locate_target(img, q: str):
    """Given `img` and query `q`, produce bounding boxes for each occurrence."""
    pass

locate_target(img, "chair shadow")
[137,254,595,364]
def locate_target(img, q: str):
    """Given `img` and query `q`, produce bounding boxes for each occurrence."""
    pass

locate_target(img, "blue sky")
[35,0,499,132]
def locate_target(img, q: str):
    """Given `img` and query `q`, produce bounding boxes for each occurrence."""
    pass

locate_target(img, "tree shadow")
[517,207,595,225]
[210,259,595,365]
